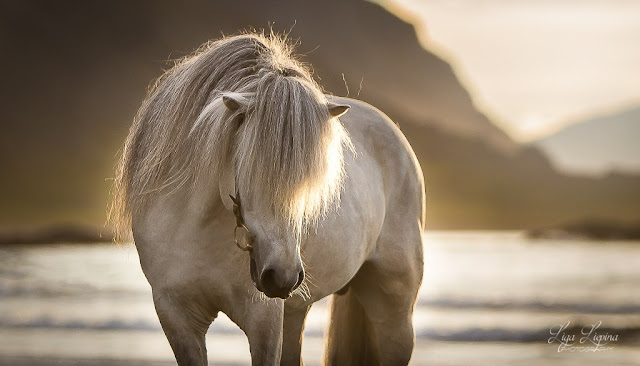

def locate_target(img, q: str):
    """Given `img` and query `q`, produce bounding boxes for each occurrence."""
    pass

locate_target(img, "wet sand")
[1,330,639,366]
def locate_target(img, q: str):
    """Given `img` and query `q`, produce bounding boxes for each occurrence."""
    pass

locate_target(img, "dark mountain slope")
[1,0,638,230]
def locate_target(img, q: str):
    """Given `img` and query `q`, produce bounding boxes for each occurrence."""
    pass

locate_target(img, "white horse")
[111,33,425,365]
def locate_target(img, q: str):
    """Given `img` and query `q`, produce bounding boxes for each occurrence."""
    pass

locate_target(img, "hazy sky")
[388,0,640,141]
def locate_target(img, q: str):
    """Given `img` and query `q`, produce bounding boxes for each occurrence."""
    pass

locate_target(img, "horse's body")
[113,33,424,365]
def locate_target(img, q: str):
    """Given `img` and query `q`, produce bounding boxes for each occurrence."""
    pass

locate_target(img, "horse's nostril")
[260,268,276,287]
[258,267,302,298]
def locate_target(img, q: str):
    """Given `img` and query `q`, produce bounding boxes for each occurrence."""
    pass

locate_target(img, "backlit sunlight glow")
[385,0,640,142]
[290,116,353,234]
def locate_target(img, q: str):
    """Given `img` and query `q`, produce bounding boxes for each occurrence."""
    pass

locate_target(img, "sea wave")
[2,279,638,315]
[1,316,638,344]
[0,283,148,299]
[417,298,640,314]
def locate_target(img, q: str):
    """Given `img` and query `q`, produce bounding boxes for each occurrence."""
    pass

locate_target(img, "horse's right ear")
[223,95,241,111]
[222,92,252,112]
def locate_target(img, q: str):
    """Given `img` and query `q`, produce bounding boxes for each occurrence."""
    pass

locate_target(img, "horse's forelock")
[110,32,350,241]
[235,71,350,237]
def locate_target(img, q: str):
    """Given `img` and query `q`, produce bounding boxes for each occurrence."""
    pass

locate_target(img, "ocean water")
[0,231,639,365]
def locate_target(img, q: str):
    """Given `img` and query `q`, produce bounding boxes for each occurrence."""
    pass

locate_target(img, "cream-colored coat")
[132,96,425,365]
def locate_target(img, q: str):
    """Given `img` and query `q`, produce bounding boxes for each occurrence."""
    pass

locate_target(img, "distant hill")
[535,105,640,176]
[1,0,639,231]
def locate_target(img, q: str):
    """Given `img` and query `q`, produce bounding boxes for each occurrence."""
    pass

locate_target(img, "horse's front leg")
[281,304,311,366]
[153,289,214,366]
[229,298,285,366]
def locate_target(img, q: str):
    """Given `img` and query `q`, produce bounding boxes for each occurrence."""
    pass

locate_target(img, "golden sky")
[387,0,640,141]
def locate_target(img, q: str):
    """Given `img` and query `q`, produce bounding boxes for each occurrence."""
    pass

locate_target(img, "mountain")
[535,105,640,176]
[1,0,639,231]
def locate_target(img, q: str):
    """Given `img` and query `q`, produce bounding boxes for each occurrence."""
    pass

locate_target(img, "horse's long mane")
[110,32,352,241]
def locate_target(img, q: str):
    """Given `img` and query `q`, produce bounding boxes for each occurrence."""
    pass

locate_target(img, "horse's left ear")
[328,103,350,118]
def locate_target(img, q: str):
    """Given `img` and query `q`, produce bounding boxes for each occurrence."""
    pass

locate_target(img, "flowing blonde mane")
[110,32,352,241]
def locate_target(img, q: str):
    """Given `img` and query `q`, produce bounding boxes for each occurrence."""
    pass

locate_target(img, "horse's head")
[220,89,350,299]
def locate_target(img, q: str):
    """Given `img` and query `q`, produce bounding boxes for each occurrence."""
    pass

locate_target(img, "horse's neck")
[132,183,239,289]
[134,182,231,242]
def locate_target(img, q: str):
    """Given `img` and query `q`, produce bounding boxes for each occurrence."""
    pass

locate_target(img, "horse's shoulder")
[327,95,414,157]
[328,95,424,209]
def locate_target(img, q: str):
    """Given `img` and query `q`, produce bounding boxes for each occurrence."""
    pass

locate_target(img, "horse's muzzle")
[259,267,304,299]
[248,249,304,299]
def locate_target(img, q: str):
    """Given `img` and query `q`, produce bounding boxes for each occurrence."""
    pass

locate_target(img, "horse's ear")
[222,92,253,112]
[328,103,350,118]
[223,95,242,111]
